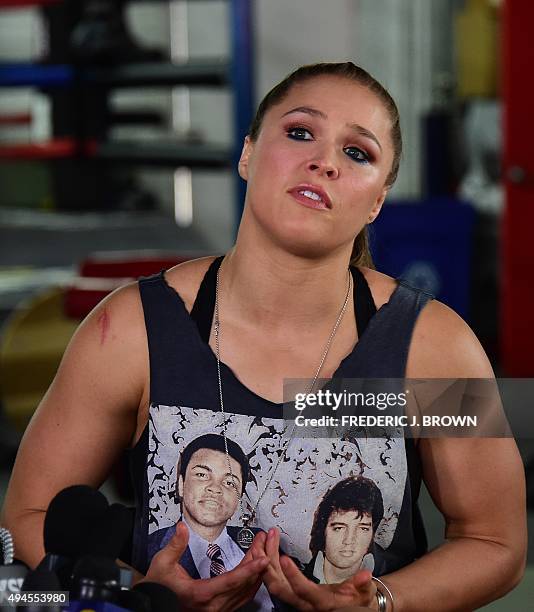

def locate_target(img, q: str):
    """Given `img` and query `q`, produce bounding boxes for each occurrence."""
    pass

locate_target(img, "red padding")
[0,113,31,125]
[79,256,190,279]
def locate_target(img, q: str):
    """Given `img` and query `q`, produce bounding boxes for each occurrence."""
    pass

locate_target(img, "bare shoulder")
[407,299,494,378]
[164,255,218,313]
[76,280,146,346]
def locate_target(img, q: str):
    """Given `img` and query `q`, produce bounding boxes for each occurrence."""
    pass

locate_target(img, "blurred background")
[0,0,532,608]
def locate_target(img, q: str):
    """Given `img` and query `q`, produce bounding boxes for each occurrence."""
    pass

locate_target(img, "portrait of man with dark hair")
[305,476,384,584]
[148,434,253,569]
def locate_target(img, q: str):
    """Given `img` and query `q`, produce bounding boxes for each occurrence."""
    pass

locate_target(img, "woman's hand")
[252,528,376,611]
[143,522,269,612]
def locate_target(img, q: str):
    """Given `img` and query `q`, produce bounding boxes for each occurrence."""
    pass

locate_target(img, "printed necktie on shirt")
[207,543,226,577]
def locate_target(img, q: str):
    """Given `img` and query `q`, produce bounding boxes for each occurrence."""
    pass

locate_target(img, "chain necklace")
[214,260,353,548]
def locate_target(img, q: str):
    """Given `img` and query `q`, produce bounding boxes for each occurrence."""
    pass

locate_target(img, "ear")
[238,135,254,181]
[368,187,388,224]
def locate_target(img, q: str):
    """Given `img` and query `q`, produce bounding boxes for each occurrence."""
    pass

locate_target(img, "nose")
[342,527,357,545]
[306,157,339,179]
[306,142,340,179]
[206,481,223,495]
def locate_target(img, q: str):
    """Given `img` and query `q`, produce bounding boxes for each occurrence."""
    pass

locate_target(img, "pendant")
[237,527,255,549]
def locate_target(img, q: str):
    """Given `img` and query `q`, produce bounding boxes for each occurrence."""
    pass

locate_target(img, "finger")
[333,570,374,602]
[265,527,280,561]
[224,577,263,611]
[206,557,269,595]
[350,569,373,590]
[151,522,189,568]
[244,531,267,563]
[279,555,320,602]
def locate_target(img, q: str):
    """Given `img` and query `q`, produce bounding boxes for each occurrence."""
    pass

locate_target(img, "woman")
[1,62,526,611]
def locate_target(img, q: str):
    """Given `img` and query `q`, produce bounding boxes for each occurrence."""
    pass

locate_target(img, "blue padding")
[0,63,73,87]
[370,198,476,319]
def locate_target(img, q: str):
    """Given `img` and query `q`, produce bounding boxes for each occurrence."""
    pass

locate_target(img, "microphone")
[66,555,131,612]
[133,582,180,612]
[18,567,62,612]
[38,486,134,590]
[1,527,14,565]
[0,527,28,608]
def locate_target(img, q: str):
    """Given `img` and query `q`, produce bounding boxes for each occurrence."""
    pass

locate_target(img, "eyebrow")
[191,464,241,482]
[329,520,373,527]
[281,106,382,152]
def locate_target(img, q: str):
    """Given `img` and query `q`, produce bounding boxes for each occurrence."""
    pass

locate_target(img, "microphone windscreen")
[22,567,61,591]
[86,503,134,560]
[44,486,108,556]
[71,555,120,585]
[19,569,62,612]
[133,582,180,612]
[117,588,151,612]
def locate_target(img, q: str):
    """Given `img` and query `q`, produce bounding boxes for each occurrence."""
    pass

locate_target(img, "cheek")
[326,530,342,548]
[345,172,383,202]
[184,482,201,500]
[248,141,297,183]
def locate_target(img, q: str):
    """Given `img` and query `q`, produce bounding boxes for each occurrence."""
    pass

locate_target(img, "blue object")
[370,199,476,319]
[66,601,128,612]
[230,0,255,231]
[0,63,73,87]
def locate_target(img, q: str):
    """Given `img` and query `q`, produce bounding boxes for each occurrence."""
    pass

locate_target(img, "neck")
[221,220,353,333]
[183,513,225,543]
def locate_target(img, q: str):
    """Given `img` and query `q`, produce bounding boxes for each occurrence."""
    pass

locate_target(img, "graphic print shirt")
[130,262,433,588]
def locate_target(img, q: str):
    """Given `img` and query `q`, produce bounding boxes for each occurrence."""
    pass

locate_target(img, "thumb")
[350,569,373,589]
[155,522,189,566]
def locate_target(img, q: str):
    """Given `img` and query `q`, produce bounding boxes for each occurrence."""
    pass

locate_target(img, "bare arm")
[0,283,148,567]
[377,301,527,612]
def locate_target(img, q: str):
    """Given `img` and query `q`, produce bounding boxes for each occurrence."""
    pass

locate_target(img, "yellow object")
[455,0,500,98]
[0,288,78,431]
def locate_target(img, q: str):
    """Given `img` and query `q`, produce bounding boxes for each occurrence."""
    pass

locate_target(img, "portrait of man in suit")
[304,476,384,584]
[148,433,253,577]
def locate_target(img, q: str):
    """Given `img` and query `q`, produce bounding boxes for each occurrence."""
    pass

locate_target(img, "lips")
[288,184,332,210]
[200,498,220,509]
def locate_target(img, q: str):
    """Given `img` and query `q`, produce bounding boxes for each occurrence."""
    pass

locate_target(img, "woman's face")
[239,75,395,259]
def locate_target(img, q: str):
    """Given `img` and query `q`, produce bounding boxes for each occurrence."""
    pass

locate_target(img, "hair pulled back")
[248,62,402,268]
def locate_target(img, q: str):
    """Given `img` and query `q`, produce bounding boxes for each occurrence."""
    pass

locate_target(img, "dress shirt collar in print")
[183,518,242,579]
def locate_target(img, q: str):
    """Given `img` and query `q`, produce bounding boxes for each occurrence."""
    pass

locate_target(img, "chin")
[278,232,343,260]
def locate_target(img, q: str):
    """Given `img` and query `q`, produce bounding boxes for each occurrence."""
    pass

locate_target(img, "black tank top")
[130,257,433,583]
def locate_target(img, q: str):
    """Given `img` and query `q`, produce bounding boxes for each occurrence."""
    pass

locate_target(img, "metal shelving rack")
[0,0,254,229]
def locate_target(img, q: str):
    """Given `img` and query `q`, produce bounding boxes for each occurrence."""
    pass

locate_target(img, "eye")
[194,471,208,479]
[286,126,313,141]
[344,146,370,164]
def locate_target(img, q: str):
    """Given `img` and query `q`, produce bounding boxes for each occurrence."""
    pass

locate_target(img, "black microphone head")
[71,555,120,584]
[133,582,180,612]
[44,485,108,556]
[71,555,121,603]
[86,503,134,560]
[0,527,14,565]
[118,588,151,612]
[22,567,61,591]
